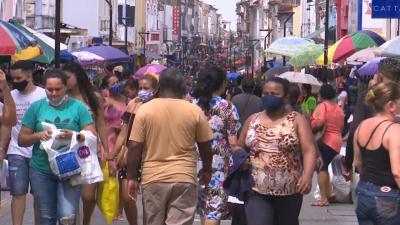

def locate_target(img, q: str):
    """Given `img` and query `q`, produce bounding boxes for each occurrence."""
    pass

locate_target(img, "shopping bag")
[40,122,81,179]
[70,130,103,185]
[97,162,119,224]
[0,160,10,190]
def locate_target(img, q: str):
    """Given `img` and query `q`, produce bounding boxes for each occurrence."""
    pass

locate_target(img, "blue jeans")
[356,180,400,225]
[30,167,81,225]
[8,154,30,195]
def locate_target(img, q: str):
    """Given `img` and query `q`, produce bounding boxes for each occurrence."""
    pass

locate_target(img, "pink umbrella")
[134,64,167,77]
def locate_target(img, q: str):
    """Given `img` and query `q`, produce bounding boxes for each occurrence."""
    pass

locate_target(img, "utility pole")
[260,28,273,71]
[139,32,150,66]
[315,0,321,30]
[55,0,61,68]
[282,12,294,66]
[324,0,329,66]
[105,0,113,46]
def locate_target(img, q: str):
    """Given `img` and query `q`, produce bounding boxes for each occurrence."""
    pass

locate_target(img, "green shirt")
[22,98,94,174]
[301,96,317,115]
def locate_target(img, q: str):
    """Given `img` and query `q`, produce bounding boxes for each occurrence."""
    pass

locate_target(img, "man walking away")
[126,67,213,225]
[0,61,46,225]
[232,77,263,132]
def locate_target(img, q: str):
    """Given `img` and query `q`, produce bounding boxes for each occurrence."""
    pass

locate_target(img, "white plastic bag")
[70,130,103,185]
[0,160,10,190]
[40,122,81,179]
[329,155,352,203]
[314,155,352,203]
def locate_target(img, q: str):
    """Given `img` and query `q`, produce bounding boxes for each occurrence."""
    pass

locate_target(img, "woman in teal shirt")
[18,69,96,225]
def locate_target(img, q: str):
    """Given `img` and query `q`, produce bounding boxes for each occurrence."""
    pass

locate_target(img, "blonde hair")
[365,81,400,112]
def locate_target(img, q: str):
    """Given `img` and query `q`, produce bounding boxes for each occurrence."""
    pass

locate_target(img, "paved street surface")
[0,183,358,225]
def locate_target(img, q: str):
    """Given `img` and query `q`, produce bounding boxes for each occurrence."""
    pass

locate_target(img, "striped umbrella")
[0,20,41,60]
[9,20,68,64]
[316,30,385,65]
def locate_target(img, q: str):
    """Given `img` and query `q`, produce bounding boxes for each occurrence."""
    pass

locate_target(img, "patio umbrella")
[346,47,379,65]
[263,66,291,78]
[134,64,167,77]
[266,37,315,57]
[9,20,68,64]
[279,72,321,87]
[357,57,386,77]
[74,45,130,65]
[375,37,400,58]
[288,44,323,67]
[315,30,385,65]
[227,72,240,80]
[0,20,41,59]
[72,51,105,66]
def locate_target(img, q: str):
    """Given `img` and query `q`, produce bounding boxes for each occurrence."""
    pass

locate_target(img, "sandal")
[311,199,330,207]
[115,215,126,221]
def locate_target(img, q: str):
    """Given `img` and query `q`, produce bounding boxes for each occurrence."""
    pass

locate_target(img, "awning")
[305,26,336,39]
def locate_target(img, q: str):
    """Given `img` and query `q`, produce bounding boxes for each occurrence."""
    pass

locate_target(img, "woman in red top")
[311,84,345,206]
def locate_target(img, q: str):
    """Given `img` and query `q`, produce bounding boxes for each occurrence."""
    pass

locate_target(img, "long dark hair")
[192,66,226,112]
[63,62,100,117]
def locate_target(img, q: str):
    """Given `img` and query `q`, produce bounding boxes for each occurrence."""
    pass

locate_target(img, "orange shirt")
[311,101,344,152]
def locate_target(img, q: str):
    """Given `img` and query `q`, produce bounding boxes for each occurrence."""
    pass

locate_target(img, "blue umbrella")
[227,72,240,80]
[60,50,74,62]
[358,57,386,77]
[74,45,130,64]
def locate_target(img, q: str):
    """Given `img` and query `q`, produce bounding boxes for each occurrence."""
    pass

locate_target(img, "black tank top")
[357,120,397,188]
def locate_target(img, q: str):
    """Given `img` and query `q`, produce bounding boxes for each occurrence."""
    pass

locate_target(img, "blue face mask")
[262,95,284,112]
[109,82,123,95]
[138,90,153,102]
[47,95,69,108]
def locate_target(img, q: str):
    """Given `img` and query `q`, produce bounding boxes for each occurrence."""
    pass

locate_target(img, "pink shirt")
[311,101,344,152]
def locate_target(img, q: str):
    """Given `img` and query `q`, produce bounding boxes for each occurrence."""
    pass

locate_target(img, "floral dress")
[198,96,240,220]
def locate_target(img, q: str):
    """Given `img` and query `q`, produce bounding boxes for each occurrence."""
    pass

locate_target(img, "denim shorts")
[356,180,400,225]
[30,167,81,225]
[8,154,30,196]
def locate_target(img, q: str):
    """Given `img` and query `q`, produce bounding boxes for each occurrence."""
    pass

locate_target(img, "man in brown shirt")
[127,67,213,225]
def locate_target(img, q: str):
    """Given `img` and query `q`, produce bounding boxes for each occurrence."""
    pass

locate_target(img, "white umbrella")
[375,37,400,58]
[278,71,322,87]
[346,47,379,65]
[72,51,105,65]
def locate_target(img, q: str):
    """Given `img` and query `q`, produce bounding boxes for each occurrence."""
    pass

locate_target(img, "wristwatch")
[76,133,82,142]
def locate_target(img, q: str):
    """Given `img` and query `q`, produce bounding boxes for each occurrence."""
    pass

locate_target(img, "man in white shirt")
[0,61,46,225]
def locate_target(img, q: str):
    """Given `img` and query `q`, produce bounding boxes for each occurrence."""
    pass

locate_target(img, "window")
[118,5,135,27]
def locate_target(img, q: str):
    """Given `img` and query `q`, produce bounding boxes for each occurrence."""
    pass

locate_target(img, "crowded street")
[1,0,400,225]
[1,186,359,225]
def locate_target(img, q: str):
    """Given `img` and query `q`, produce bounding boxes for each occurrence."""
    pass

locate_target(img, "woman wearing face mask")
[63,62,109,225]
[238,77,317,225]
[353,82,400,225]
[102,75,128,221]
[192,66,240,225]
[108,73,159,225]
[311,84,344,207]
[18,69,96,225]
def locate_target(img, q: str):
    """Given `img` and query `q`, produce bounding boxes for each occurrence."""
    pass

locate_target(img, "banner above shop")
[371,0,400,18]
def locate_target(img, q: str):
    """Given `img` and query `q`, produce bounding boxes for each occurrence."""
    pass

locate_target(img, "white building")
[0,0,25,21]
[62,0,118,40]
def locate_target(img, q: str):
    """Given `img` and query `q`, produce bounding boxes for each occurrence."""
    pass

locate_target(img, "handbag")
[116,110,135,167]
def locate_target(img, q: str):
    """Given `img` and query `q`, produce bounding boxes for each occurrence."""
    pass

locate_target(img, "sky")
[204,0,237,30]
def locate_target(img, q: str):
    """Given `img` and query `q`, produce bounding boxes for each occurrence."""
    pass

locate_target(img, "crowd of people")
[0,57,399,225]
